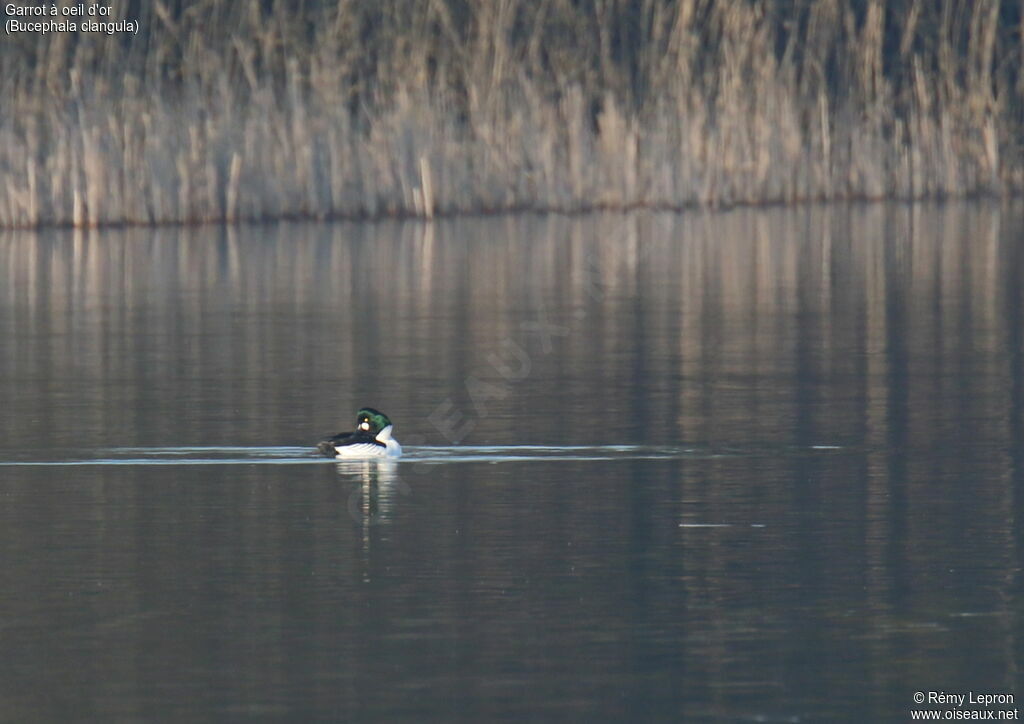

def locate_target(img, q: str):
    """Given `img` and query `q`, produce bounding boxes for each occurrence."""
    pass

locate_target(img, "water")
[0,203,1021,722]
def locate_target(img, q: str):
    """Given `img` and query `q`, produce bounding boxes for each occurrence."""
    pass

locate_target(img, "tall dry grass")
[1,0,1022,228]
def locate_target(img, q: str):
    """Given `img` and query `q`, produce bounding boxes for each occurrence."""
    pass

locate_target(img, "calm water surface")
[0,204,1022,722]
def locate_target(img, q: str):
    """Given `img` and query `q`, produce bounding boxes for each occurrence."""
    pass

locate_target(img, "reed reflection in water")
[0,202,1021,721]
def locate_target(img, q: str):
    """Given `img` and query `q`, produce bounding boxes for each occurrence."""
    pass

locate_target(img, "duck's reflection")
[336,460,412,582]
[337,459,411,526]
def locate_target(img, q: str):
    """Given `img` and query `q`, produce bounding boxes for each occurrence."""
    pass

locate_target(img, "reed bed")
[1,0,1022,228]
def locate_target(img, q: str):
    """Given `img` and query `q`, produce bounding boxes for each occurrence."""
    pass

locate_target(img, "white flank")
[335,425,402,459]
[334,443,388,458]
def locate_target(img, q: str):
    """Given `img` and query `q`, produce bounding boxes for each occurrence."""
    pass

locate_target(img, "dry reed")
[1,0,1022,228]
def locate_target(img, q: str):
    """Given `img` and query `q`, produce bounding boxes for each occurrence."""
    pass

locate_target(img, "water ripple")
[0,444,848,467]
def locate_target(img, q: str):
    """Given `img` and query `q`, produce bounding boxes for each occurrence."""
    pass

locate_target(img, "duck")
[317,407,402,459]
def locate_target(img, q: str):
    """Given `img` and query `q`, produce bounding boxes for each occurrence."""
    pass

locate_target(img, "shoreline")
[1,194,1017,235]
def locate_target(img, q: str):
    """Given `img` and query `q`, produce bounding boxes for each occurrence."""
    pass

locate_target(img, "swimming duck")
[317,408,402,459]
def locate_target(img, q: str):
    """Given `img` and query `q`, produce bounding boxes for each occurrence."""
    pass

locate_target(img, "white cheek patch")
[360,421,370,430]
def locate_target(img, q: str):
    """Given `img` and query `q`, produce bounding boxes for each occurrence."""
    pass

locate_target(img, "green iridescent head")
[355,408,392,434]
